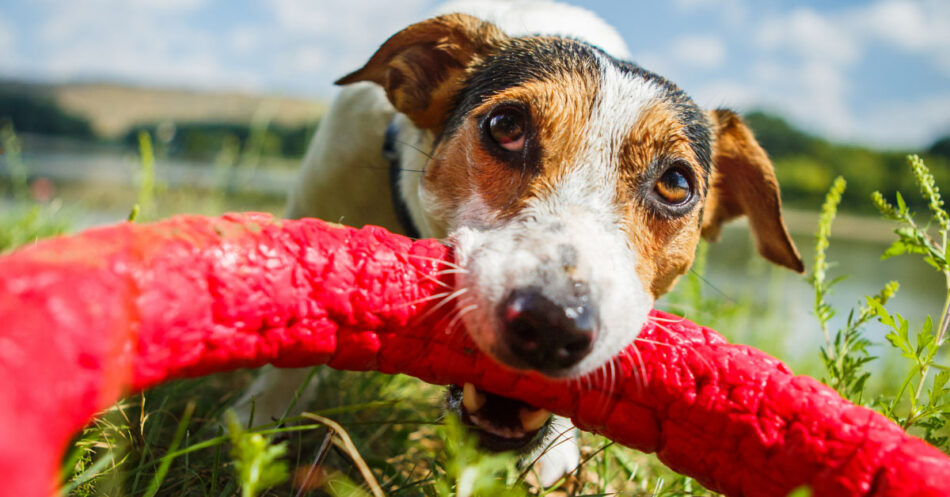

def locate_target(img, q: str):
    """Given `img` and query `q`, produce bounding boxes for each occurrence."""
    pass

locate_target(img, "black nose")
[500,287,598,371]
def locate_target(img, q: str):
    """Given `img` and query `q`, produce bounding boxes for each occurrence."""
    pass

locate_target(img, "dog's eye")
[653,165,693,205]
[486,107,526,152]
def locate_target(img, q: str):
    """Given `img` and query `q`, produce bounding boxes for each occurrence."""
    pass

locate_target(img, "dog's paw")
[531,416,580,488]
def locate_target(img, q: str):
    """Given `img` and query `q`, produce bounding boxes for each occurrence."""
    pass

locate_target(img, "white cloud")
[861,92,950,147]
[266,0,432,40]
[852,0,950,76]
[261,0,434,94]
[670,35,726,69]
[228,25,265,55]
[723,0,950,146]
[266,0,334,34]
[0,13,14,70]
[738,8,859,141]
[756,8,859,65]
[855,0,950,52]
[671,0,748,25]
[30,0,262,91]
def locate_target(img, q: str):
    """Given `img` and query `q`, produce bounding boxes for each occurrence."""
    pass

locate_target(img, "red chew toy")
[0,213,947,497]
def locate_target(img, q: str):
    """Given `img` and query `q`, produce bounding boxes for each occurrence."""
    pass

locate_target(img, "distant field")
[1,80,327,139]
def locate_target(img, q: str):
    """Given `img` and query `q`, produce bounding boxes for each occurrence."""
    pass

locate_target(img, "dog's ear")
[336,14,507,130]
[701,109,804,273]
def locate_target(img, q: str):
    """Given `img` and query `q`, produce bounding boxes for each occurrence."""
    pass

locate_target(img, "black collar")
[383,121,422,239]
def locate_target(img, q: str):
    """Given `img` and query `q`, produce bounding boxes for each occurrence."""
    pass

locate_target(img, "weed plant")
[3,124,947,495]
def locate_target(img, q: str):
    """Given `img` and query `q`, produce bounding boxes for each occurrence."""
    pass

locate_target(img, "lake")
[683,218,946,375]
[3,146,945,378]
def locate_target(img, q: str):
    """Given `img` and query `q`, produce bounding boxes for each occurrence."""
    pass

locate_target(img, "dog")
[237,0,804,487]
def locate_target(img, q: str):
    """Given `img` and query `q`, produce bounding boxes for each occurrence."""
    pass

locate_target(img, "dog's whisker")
[640,322,715,373]
[434,268,469,275]
[414,287,469,324]
[621,341,648,391]
[400,259,454,289]
[517,422,578,484]
[350,164,426,174]
[647,314,689,324]
[446,303,478,335]
[395,138,436,161]
[608,357,617,407]
[397,291,454,308]
[404,252,466,272]
[687,268,736,303]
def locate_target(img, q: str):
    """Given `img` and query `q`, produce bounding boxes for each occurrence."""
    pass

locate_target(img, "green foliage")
[929,136,950,161]
[136,131,156,218]
[1,121,29,200]
[0,123,70,249]
[808,176,900,403]
[810,156,950,450]
[225,411,290,497]
[744,111,950,216]
[0,86,95,139]
[5,105,944,494]
[434,417,527,497]
[0,204,69,253]
[123,120,319,162]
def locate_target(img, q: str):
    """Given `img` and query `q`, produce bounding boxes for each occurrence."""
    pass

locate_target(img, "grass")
[2,123,947,496]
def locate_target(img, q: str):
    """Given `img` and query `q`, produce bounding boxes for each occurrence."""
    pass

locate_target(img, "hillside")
[0,80,326,139]
[1,80,948,215]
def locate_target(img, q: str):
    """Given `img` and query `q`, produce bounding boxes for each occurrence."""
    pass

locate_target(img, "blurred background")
[1,0,949,366]
[3,1,950,494]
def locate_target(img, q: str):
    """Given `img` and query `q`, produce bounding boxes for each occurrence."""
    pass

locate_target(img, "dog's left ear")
[335,14,507,130]
[701,109,804,273]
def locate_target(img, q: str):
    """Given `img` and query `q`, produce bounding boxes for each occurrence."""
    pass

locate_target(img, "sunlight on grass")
[3,120,945,496]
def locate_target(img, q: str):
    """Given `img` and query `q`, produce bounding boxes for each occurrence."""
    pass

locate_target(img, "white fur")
[446,50,662,487]
[452,54,660,378]
[240,0,643,487]
[531,416,580,487]
[433,0,631,60]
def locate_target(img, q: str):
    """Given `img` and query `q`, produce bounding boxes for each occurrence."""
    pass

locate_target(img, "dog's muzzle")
[500,286,598,372]
[446,383,553,452]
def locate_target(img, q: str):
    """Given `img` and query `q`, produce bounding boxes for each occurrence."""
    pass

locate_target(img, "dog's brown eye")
[654,166,692,205]
[486,108,526,152]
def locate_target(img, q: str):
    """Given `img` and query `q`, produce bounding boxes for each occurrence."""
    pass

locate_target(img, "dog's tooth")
[519,408,552,432]
[462,383,487,412]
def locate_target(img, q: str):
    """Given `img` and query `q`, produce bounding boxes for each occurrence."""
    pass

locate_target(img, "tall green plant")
[810,156,950,451]
[870,155,950,447]
[809,177,899,403]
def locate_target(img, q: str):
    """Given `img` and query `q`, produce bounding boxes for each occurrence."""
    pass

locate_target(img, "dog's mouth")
[446,383,553,452]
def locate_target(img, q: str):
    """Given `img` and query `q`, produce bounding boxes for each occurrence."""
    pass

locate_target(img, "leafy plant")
[810,155,950,450]
[870,155,950,447]
[225,411,289,497]
[809,176,899,403]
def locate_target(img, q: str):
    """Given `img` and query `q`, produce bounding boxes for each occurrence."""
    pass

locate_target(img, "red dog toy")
[0,213,947,497]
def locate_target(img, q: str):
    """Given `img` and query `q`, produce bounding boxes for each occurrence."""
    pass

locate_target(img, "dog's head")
[339,14,803,380]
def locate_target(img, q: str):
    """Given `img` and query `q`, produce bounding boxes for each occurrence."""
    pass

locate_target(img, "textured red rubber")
[0,213,947,497]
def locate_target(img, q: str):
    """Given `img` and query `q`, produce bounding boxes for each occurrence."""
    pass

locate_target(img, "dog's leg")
[285,81,401,230]
[530,415,581,487]
[233,82,403,426]
[231,366,318,427]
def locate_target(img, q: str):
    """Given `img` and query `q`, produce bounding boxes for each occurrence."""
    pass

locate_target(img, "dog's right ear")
[336,14,507,130]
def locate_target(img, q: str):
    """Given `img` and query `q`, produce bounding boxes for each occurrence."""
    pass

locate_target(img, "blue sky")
[0,0,948,148]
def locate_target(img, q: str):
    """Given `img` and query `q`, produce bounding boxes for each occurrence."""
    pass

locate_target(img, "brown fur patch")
[618,102,708,296]
[702,109,803,272]
[336,14,508,130]
[424,68,600,220]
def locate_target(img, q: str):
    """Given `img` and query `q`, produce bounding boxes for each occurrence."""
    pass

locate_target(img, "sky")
[0,0,948,149]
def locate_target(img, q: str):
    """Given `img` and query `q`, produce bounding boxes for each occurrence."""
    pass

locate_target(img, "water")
[4,144,944,374]
[687,223,945,370]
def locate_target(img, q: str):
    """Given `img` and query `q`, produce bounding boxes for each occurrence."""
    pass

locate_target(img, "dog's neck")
[390,113,447,239]
[383,120,422,239]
